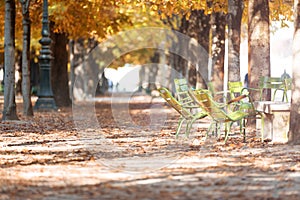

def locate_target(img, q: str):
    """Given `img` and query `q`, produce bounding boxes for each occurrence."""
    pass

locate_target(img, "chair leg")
[239,120,242,134]
[236,119,246,142]
[176,118,185,138]
[284,91,288,102]
[224,122,229,143]
[186,117,199,137]
[273,90,277,101]
[213,122,221,137]
[261,115,265,142]
[185,121,191,138]
[206,122,214,138]
[243,118,246,143]
[215,122,220,137]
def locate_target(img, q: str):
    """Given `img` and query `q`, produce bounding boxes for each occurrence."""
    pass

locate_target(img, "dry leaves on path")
[0,96,300,199]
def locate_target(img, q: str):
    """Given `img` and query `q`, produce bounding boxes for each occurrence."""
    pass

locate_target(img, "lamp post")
[34,0,57,110]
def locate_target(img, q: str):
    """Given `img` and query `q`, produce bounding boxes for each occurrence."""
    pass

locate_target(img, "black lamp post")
[34,0,57,110]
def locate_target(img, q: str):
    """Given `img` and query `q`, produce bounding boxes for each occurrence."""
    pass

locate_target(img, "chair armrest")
[241,87,260,94]
[227,94,247,105]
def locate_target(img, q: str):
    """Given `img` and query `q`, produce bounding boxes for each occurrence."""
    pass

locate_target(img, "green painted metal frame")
[158,87,207,138]
[189,89,254,143]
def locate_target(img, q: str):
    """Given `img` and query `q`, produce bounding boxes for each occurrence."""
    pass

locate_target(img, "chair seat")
[239,102,252,110]
[189,89,251,143]
[227,110,249,121]
[158,87,207,138]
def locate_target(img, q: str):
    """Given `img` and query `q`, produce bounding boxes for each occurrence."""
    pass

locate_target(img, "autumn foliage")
[0,0,295,51]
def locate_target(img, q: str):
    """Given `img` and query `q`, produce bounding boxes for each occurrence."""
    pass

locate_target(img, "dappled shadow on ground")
[0,96,300,199]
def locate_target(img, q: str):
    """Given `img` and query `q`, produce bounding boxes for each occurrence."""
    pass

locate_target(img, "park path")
[0,95,300,199]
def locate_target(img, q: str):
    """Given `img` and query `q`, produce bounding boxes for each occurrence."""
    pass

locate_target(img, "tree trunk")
[248,0,271,101]
[194,10,210,89]
[69,40,75,100]
[2,0,19,121]
[147,51,160,92]
[170,15,189,79]
[15,50,22,95]
[183,10,210,89]
[188,64,197,88]
[20,0,33,116]
[289,0,300,144]
[70,39,85,100]
[71,38,99,100]
[50,31,71,107]
[228,0,244,82]
[184,10,199,86]
[178,14,189,79]
[211,11,226,92]
[169,11,209,90]
[138,65,145,91]
[84,38,100,98]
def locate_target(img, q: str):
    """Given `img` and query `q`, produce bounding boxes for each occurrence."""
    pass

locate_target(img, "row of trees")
[1,0,300,143]
[1,0,135,120]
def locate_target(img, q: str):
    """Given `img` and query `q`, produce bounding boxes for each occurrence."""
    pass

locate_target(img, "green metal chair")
[207,81,229,103]
[228,81,254,111]
[174,78,224,119]
[158,87,207,138]
[247,76,288,102]
[174,78,198,109]
[228,81,247,99]
[227,82,265,141]
[274,78,292,102]
[174,78,227,104]
[260,77,284,101]
[188,89,251,143]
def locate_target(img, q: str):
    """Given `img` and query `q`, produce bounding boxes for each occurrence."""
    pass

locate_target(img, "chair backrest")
[280,77,292,102]
[174,79,189,93]
[258,76,289,101]
[259,76,283,90]
[174,79,195,107]
[228,81,244,99]
[283,78,292,90]
[158,87,192,119]
[190,90,227,121]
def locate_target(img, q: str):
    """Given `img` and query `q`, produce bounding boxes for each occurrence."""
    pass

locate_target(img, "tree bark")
[194,10,210,89]
[15,50,22,95]
[183,10,210,89]
[248,0,271,101]
[50,30,71,107]
[2,0,19,121]
[20,0,33,116]
[168,11,209,90]
[188,64,197,88]
[71,38,99,100]
[69,39,85,100]
[211,11,226,92]
[178,14,189,79]
[138,65,145,91]
[289,0,300,144]
[147,51,160,92]
[170,16,187,80]
[228,0,244,82]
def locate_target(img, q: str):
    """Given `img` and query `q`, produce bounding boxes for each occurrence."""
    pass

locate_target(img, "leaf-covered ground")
[0,95,300,200]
